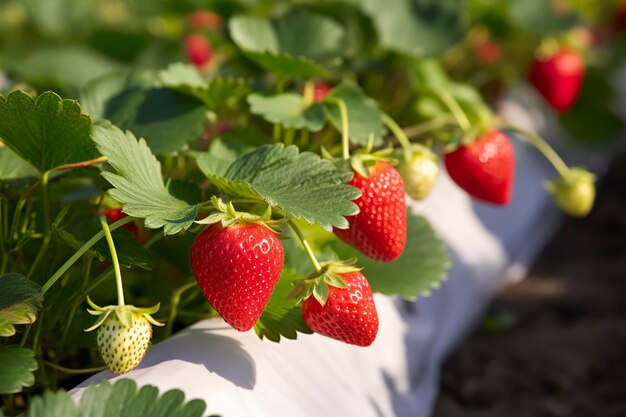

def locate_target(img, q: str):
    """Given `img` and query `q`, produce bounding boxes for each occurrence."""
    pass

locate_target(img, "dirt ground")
[433,153,626,417]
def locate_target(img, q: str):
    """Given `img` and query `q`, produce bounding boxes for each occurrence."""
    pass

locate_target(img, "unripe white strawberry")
[85,298,163,374]
[400,144,439,201]
[545,167,595,217]
[97,313,152,374]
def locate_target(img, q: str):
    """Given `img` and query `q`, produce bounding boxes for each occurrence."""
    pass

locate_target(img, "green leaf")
[248,93,326,131]
[333,210,451,300]
[197,143,360,231]
[231,10,345,62]
[25,379,207,417]
[0,147,38,180]
[92,123,198,235]
[509,0,580,35]
[323,82,385,146]
[254,268,312,342]
[360,0,465,57]
[229,15,279,53]
[0,45,124,91]
[0,273,43,337]
[243,52,330,79]
[0,346,38,394]
[159,64,251,112]
[274,10,345,65]
[196,127,268,176]
[54,215,156,270]
[0,91,98,173]
[229,11,345,77]
[80,71,207,156]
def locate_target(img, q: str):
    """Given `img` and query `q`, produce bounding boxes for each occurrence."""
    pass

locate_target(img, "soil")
[432,153,626,417]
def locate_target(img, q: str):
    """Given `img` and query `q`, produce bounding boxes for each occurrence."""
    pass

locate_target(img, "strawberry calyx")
[544,167,596,217]
[84,296,163,332]
[288,258,361,306]
[196,196,285,232]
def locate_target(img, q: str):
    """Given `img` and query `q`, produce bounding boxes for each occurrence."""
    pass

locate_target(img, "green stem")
[42,361,106,375]
[273,77,286,142]
[433,88,472,133]
[403,116,458,139]
[287,219,321,272]
[9,181,40,242]
[329,98,350,160]
[79,229,164,299]
[0,252,7,274]
[59,254,93,350]
[40,216,135,295]
[382,112,412,163]
[302,81,315,107]
[99,216,124,306]
[164,281,197,338]
[505,125,571,177]
[27,172,51,278]
[284,128,295,146]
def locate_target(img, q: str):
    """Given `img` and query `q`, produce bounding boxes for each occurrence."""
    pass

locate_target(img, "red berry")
[334,162,407,262]
[185,34,213,69]
[187,10,223,30]
[302,272,379,347]
[104,208,140,238]
[444,129,515,206]
[190,223,284,331]
[529,49,584,113]
[476,41,501,64]
[313,82,331,102]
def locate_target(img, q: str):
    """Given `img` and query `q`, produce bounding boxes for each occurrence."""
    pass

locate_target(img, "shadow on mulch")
[433,153,626,417]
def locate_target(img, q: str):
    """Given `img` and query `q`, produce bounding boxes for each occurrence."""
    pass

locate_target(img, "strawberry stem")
[100,216,125,306]
[302,81,315,107]
[328,98,350,160]
[382,112,412,163]
[506,125,571,178]
[27,170,51,279]
[432,87,472,133]
[41,215,136,294]
[403,116,457,139]
[287,219,322,272]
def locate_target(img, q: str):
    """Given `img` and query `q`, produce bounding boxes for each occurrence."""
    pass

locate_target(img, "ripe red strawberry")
[313,82,331,102]
[302,272,379,346]
[444,129,515,205]
[185,34,213,69]
[529,49,584,113]
[334,161,407,262]
[190,223,284,331]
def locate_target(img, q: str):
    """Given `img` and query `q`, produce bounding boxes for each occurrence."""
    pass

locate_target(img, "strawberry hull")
[191,223,284,331]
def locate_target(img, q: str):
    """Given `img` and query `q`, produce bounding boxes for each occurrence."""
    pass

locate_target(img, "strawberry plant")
[0,0,622,415]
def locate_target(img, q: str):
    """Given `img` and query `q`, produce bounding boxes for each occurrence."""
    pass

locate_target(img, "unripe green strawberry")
[400,145,439,201]
[97,313,152,374]
[85,299,163,374]
[545,167,595,217]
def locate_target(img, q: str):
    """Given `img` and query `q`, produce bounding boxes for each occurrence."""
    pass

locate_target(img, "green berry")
[545,167,595,217]
[400,145,439,201]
